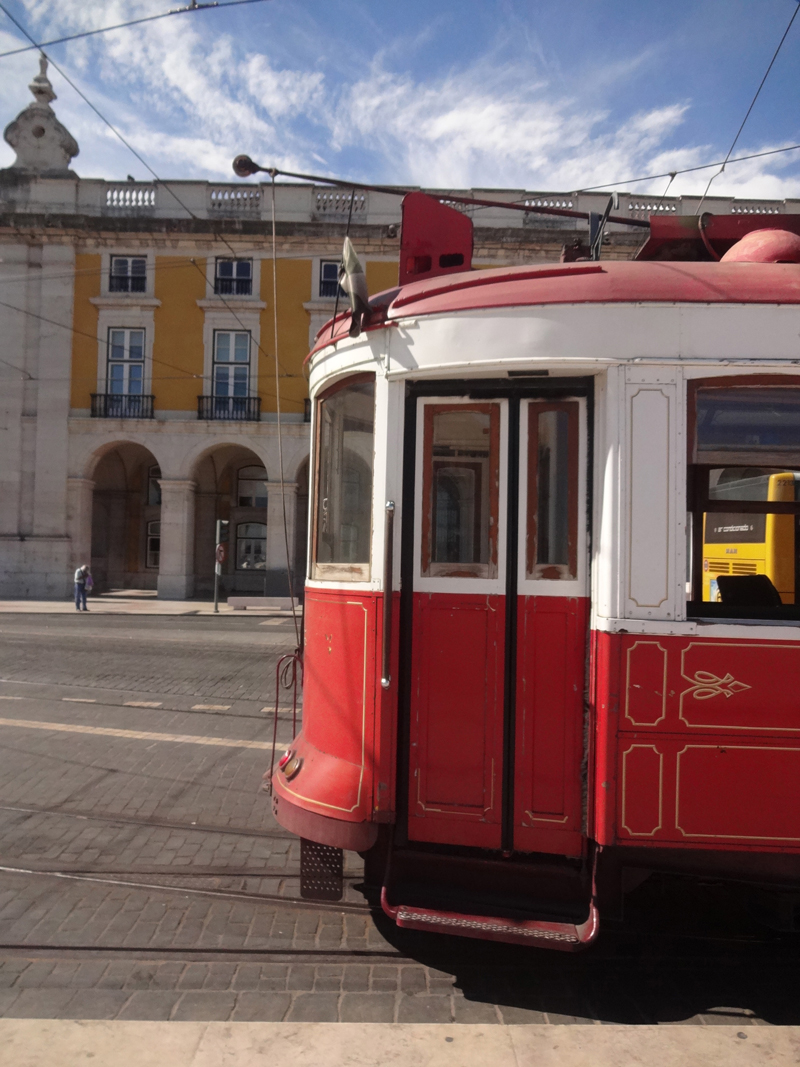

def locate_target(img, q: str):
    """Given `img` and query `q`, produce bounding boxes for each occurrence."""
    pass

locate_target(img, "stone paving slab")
[3,1021,799,1067]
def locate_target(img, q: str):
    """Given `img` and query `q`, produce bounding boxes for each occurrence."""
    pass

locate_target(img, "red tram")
[272,196,800,949]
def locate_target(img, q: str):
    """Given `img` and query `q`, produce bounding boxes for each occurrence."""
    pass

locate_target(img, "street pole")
[213,518,221,613]
[213,518,228,613]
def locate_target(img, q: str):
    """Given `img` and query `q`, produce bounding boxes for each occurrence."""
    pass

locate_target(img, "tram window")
[527,402,578,580]
[421,404,499,579]
[312,376,375,579]
[688,384,800,619]
[236,522,267,570]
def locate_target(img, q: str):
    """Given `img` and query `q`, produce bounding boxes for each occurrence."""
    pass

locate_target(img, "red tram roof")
[309,259,800,359]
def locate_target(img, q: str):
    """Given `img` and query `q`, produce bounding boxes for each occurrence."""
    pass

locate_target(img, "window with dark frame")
[110,256,147,293]
[213,331,250,397]
[146,520,161,569]
[107,328,144,394]
[237,466,268,508]
[236,522,266,570]
[319,260,345,299]
[688,382,800,620]
[215,259,253,296]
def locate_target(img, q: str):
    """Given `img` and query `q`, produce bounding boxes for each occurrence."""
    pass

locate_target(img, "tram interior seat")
[716,574,783,608]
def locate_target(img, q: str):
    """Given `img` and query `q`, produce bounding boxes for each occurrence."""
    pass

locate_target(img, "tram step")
[381,887,598,951]
[381,847,596,948]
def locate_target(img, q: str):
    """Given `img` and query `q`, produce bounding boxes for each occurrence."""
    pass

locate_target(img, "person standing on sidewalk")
[73,564,91,611]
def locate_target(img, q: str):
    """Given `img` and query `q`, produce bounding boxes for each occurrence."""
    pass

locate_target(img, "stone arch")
[77,435,170,482]
[84,440,163,593]
[189,442,275,597]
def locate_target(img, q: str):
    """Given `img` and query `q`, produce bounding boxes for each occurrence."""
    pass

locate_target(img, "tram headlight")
[280,751,303,780]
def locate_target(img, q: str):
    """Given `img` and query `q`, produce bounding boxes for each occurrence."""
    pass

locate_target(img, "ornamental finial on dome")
[2,55,78,176]
[29,54,56,107]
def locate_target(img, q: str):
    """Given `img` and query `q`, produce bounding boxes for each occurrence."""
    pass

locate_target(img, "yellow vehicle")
[703,470,799,604]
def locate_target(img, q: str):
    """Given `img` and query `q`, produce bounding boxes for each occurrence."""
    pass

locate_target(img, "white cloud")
[0,0,797,200]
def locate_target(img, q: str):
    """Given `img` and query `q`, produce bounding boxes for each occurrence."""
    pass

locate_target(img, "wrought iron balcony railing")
[197,395,261,422]
[91,394,155,419]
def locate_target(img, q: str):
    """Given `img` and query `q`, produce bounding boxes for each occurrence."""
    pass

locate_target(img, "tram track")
[0,864,374,913]
[0,803,297,841]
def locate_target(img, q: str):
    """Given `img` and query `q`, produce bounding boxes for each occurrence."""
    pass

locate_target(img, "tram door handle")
[381,501,395,690]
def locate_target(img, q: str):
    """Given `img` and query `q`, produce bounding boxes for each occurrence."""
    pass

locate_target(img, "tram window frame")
[687,377,800,621]
[527,401,579,581]
[420,402,500,579]
[310,373,376,582]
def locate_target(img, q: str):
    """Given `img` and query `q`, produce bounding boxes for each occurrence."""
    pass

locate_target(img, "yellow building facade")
[5,59,781,600]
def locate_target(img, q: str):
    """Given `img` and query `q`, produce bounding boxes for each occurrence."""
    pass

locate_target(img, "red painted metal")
[720,228,800,263]
[272,792,378,851]
[399,192,474,286]
[514,597,588,857]
[380,887,599,951]
[594,631,800,852]
[636,212,800,261]
[307,260,800,357]
[407,592,505,848]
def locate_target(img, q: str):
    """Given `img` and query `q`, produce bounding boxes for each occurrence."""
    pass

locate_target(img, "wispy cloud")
[0,0,797,199]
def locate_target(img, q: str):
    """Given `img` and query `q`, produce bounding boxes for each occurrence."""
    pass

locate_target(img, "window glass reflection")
[314,379,375,571]
[422,405,498,579]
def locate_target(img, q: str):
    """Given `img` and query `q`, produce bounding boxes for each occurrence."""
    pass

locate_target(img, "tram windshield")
[688,385,800,618]
[312,376,375,580]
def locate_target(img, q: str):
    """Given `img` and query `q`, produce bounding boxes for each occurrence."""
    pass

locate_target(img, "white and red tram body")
[273,200,800,949]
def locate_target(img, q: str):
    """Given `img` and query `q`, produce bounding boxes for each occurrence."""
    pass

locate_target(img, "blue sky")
[0,0,799,196]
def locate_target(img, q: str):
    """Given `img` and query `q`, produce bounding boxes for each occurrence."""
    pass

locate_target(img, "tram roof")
[309,259,800,359]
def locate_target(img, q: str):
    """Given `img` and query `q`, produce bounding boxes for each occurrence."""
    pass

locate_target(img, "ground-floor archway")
[88,442,162,593]
[193,444,297,598]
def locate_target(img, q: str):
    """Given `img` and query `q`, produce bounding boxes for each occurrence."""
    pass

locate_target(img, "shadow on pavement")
[362,873,800,1024]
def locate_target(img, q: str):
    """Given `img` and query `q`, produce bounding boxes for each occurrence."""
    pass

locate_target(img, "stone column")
[66,477,94,570]
[157,479,196,599]
[266,482,296,571]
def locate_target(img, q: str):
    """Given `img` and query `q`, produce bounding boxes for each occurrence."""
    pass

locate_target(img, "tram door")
[405,393,588,858]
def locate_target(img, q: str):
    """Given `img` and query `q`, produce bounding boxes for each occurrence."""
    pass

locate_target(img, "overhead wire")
[0,0,271,59]
[695,1,800,214]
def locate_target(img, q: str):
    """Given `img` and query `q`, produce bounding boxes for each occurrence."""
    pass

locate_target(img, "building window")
[148,466,161,506]
[319,260,344,299]
[213,331,250,397]
[110,256,147,293]
[688,382,800,620]
[312,376,375,579]
[215,259,252,296]
[236,522,266,570]
[238,466,268,507]
[107,328,144,394]
[146,520,160,569]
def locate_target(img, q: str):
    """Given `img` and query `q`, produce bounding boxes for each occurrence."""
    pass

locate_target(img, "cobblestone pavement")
[0,614,799,1025]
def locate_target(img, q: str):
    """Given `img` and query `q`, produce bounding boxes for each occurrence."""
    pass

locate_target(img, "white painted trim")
[202,254,262,303]
[412,396,508,596]
[517,396,588,598]
[201,312,262,398]
[99,248,155,298]
[95,312,155,395]
[308,303,800,388]
[595,616,800,640]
